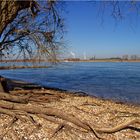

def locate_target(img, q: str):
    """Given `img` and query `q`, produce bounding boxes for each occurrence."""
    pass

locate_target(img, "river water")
[0,62,140,104]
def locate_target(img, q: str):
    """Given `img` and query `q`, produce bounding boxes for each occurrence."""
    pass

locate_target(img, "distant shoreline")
[0,65,50,70]
[1,59,140,63]
[0,59,140,70]
[62,59,140,62]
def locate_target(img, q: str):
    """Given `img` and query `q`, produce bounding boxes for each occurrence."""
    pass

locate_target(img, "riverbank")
[62,59,140,63]
[0,65,50,70]
[0,78,140,140]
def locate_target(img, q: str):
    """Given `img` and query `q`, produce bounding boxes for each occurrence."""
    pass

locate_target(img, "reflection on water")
[0,62,140,104]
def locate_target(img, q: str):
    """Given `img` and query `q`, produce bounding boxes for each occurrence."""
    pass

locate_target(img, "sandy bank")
[0,79,140,140]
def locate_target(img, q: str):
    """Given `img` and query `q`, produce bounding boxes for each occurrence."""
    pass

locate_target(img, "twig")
[0,116,18,139]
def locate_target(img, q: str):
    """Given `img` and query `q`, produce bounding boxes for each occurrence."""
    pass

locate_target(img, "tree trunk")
[0,76,9,93]
[0,0,31,35]
[0,82,4,92]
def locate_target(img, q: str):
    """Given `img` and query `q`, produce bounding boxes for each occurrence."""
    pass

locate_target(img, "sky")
[64,1,140,59]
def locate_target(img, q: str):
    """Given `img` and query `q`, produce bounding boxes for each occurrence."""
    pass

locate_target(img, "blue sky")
[64,1,140,58]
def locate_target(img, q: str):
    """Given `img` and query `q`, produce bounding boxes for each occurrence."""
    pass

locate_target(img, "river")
[0,62,140,104]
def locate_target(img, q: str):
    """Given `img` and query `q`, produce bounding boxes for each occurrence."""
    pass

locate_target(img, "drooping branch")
[0,0,64,62]
[0,0,39,35]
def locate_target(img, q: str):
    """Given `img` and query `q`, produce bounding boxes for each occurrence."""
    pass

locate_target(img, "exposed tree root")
[10,90,65,102]
[37,114,63,125]
[0,107,16,117]
[0,116,18,139]
[50,123,65,139]
[94,118,140,133]
[0,100,91,131]
[0,92,30,103]
[110,114,140,121]
[81,101,101,106]
[0,91,140,139]
[11,89,59,95]
[86,123,105,140]
[72,105,95,116]
[0,90,63,104]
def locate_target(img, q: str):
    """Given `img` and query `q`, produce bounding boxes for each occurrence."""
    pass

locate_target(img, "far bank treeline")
[63,55,140,62]
[1,56,140,63]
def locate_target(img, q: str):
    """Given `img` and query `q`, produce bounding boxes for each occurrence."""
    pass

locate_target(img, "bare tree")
[122,55,129,60]
[0,0,64,62]
[0,2,140,139]
[0,0,65,89]
[130,55,139,60]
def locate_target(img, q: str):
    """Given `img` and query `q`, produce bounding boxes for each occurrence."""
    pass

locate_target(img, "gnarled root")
[94,118,140,133]
[0,92,30,103]
[0,99,140,139]
[0,91,140,139]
